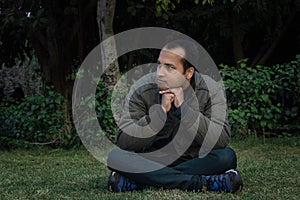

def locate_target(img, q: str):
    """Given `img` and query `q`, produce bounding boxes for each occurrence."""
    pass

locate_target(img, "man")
[107,39,243,193]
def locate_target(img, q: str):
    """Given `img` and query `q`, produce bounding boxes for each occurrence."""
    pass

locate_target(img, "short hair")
[163,39,199,73]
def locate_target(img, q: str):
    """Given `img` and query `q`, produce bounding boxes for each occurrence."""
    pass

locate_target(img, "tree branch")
[30,137,59,145]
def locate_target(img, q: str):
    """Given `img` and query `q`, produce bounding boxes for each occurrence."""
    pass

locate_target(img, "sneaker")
[107,171,149,192]
[205,169,243,193]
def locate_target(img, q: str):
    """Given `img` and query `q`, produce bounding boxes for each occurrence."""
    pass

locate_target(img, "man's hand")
[160,87,184,112]
[160,91,175,113]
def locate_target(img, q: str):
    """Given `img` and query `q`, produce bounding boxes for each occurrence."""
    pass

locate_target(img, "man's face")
[156,47,189,90]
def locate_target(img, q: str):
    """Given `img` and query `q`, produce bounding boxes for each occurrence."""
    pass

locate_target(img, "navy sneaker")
[205,169,243,193]
[108,171,149,192]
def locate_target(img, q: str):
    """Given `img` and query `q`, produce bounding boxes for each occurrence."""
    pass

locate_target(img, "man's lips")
[157,79,166,84]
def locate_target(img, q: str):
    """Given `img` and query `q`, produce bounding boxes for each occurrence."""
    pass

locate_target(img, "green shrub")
[95,79,117,142]
[95,77,129,143]
[272,56,300,131]
[0,87,69,148]
[220,55,300,137]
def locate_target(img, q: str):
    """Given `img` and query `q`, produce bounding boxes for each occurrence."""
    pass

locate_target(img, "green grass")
[0,137,299,200]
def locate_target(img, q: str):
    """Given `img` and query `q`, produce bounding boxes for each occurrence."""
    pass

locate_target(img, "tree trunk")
[251,10,296,66]
[231,15,245,65]
[97,0,120,89]
[45,28,68,95]
[29,25,72,138]
[26,1,101,140]
[29,26,68,96]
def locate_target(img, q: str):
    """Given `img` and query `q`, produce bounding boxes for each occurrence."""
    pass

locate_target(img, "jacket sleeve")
[179,80,230,151]
[116,90,167,152]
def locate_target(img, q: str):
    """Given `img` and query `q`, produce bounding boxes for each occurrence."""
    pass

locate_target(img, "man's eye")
[166,65,175,70]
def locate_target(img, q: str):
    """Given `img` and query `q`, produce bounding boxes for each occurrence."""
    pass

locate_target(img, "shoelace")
[123,177,149,191]
[209,174,231,192]
[119,176,136,191]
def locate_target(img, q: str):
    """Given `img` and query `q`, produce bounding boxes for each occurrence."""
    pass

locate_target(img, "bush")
[220,55,300,137]
[0,87,69,148]
[95,77,129,143]
[95,79,117,142]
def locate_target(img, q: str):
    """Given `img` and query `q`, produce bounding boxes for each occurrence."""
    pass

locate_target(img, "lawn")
[0,137,299,200]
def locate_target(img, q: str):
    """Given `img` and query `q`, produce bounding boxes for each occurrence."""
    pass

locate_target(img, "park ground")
[0,136,299,200]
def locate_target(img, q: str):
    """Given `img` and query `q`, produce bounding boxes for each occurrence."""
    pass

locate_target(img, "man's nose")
[157,65,165,77]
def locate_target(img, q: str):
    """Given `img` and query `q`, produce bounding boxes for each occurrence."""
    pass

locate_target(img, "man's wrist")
[161,105,167,113]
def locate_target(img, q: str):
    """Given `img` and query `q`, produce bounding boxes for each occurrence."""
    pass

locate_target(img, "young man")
[107,39,243,193]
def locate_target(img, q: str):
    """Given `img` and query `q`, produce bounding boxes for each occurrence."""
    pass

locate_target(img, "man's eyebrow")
[165,63,175,68]
[157,60,175,68]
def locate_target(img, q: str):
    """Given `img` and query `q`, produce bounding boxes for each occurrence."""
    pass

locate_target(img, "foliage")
[81,55,300,143]
[0,0,99,95]
[122,0,299,66]
[152,0,214,18]
[1,0,298,95]
[272,55,300,131]
[95,77,130,143]
[95,78,117,142]
[155,0,215,12]
[0,0,47,66]
[74,76,126,144]
[220,55,300,137]
[0,87,71,149]
[1,0,299,148]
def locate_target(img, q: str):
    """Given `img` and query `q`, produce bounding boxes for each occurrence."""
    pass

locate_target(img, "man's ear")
[186,67,195,80]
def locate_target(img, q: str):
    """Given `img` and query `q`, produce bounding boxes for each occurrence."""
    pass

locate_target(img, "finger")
[160,87,182,95]
[166,93,175,99]
[159,89,173,94]
[162,93,174,101]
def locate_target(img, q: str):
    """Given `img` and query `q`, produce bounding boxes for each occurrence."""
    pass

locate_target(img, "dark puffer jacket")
[116,71,230,161]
